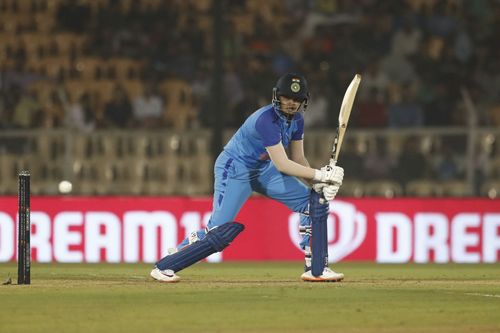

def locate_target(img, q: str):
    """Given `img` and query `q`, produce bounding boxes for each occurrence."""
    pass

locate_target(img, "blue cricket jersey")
[223,104,304,169]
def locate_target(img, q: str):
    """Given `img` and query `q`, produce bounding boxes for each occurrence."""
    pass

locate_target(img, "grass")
[1,262,499,333]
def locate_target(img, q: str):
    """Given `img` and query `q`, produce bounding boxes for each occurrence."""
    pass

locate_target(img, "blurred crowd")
[1,0,500,196]
[0,0,498,131]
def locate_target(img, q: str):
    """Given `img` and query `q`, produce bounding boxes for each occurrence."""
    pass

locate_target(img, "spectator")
[425,1,457,38]
[362,138,396,180]
[359,60,389,102]
[355,87,387,128]
[39,90,65,128]
[56,0,91,33]
[104,85,133,128]
[391,19,422,57]
[423,82,454,126]
[191,70,211,102]
[68,93,96,133]
[304,85,328,128]
[379,51,417,84]
[395,137,429,186]
[272,47,294,76]
[11,90,41,128]
[132,82,163,129]
[453,26,473,64]
[163,81,198,131]
[191,70,212,128]
[388,84,424,127]
[433,143,461,181]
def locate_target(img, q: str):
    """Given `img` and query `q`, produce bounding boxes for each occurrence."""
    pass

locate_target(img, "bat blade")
[331,74,362,164]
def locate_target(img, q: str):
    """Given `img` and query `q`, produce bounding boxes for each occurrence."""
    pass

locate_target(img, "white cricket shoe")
[150,268,180,283]
[301,267,344,282]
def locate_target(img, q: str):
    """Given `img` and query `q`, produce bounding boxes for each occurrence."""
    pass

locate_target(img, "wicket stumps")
[18,171,31,285]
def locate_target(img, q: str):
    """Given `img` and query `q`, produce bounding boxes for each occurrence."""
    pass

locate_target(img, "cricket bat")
[329,74,362,167]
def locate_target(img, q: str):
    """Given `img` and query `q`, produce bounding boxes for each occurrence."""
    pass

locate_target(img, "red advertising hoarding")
[0,196,499,263]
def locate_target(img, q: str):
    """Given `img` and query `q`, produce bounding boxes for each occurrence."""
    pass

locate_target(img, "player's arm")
[283,139,343,201]
[289,139,314,184]
[256,111,341,184]
[267,142,343,186]
[267,142,315,179]
[289,139,310,167]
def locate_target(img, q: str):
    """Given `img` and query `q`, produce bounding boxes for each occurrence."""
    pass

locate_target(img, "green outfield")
[0,262,499,333]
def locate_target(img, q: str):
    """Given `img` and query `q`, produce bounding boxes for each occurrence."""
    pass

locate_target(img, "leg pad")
[155,222,244,272]
[310,190,329,277]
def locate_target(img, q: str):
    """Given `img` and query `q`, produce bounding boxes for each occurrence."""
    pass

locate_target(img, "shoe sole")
[150,270,180,283]
[301,276,344,282]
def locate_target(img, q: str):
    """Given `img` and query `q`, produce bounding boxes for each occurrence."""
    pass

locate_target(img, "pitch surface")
[1,262,499,332]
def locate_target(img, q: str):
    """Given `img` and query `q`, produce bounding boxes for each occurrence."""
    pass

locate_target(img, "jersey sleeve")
[291,114,304,140]
[255,112,281,147]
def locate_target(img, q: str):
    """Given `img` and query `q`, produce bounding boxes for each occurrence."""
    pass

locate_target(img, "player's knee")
[206,222,245,252]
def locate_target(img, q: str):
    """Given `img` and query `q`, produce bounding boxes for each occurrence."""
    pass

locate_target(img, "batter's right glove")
[313,183,340,201]
[313,165,344,185]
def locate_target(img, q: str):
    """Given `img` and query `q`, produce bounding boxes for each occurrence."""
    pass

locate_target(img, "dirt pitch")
[1,262,499,333]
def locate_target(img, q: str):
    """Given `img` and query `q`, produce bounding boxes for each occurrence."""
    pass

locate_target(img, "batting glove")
[322,184,340,201]
[313,165,344,185]
[312,183,340,201]
[312,182,327,194]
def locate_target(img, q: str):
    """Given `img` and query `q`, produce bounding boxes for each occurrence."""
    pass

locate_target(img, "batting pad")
[310,190,329,277]
[155,222,244,272]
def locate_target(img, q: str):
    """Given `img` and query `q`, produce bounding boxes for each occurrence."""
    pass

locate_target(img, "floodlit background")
[0,0,498,197]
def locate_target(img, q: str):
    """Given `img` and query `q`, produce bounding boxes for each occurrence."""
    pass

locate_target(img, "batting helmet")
[272,73,309,115]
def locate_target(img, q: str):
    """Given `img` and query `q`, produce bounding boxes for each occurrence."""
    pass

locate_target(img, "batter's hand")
[313,165,344,185]
[313,182,340,201]
[322,184,340,201]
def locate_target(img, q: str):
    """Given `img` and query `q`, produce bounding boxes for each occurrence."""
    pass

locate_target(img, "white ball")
[58,180,73,194]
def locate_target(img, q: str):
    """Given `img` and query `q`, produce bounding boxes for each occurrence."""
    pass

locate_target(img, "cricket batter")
[151,73,344,282]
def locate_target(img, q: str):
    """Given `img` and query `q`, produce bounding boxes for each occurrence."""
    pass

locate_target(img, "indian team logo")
[290,78,301,93]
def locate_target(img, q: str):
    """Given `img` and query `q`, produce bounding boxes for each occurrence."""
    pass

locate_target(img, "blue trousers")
[178,151,311,250]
